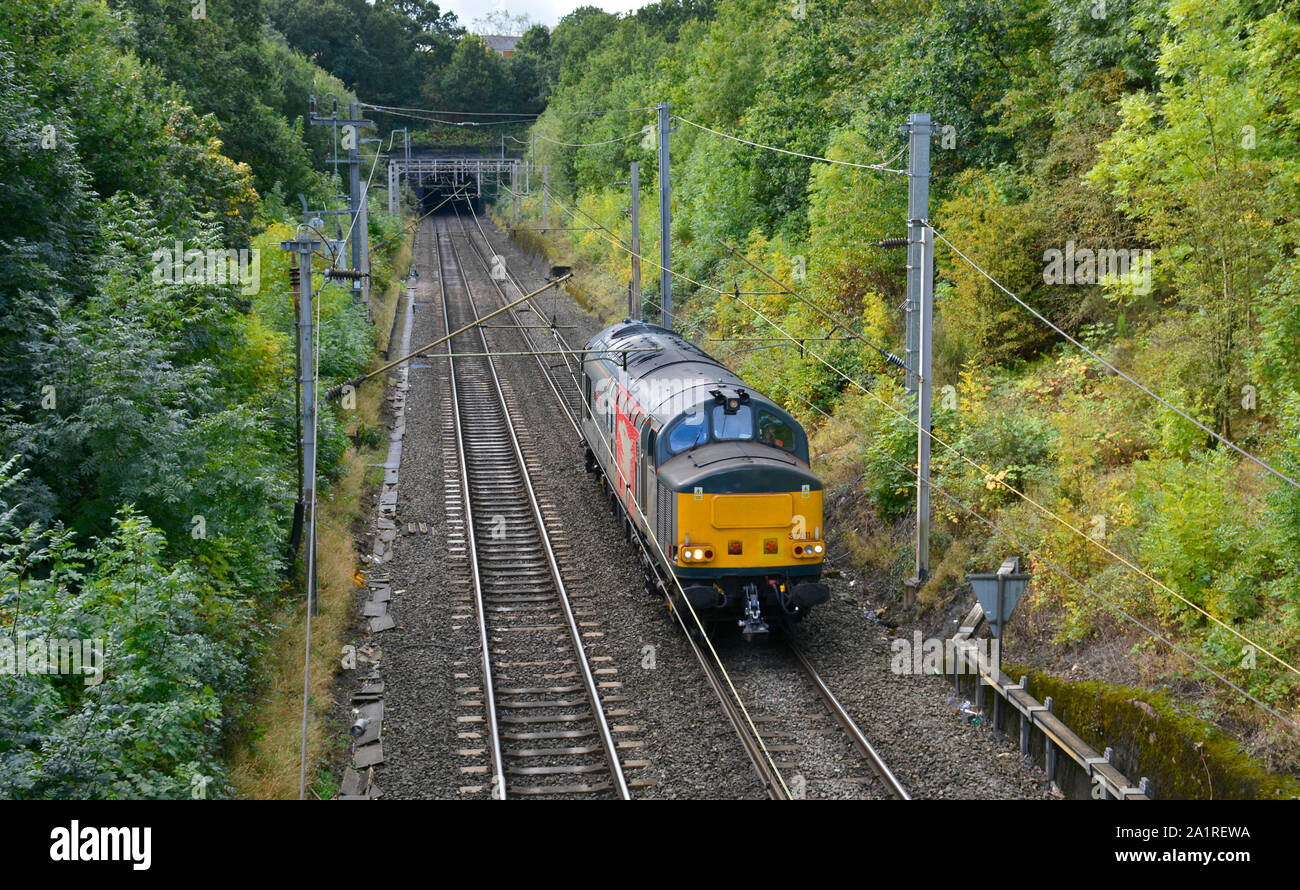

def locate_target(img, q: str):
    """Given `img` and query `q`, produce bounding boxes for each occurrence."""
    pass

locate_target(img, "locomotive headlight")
[793,542,822,559]
[681,546,715,563]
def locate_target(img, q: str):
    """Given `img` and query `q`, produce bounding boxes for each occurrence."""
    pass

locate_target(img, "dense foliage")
[0,0,393,796]
[267,0,554,149]
[6,0,1299,791]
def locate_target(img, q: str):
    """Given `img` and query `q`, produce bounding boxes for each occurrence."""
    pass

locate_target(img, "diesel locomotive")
[580,320,830,636]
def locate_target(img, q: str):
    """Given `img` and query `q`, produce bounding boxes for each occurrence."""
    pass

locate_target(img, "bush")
[1135,451,1256,626]
[0,477,248,798]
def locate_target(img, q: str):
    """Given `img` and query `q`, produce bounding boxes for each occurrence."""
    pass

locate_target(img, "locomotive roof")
[586,320,745,382]
[585,320,782,426]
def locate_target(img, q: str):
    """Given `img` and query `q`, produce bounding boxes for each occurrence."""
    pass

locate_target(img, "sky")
[439,0,650,30]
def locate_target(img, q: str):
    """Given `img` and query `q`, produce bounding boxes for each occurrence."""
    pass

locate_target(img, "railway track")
[714,640,910,799]
[435,214,629,799]
[451,205,584,426]
[453,205,908,800]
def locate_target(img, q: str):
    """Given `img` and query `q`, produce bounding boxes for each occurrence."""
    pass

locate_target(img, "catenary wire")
[533,187,911,375]
[510,126,653,148]
[676,115,908,174]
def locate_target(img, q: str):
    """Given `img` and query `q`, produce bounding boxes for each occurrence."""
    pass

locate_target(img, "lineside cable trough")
[338,231,423,800]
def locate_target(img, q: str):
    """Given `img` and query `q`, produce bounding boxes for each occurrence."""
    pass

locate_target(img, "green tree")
[1090,0,1286,438]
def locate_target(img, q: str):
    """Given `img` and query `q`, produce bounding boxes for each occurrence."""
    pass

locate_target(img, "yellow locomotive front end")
[656,417,831,636]
[674,490,825,571]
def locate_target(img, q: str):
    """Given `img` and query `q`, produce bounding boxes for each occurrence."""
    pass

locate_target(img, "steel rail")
[788,644,910,799]
[435,219,506,799]
[451,204,583,437]
[440,214,631,800]
[676,615,792,800]
[461,204,585,394]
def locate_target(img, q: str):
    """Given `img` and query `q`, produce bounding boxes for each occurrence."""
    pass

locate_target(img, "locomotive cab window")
[666,410,708,455]
[757,410,797,455]
[711,405,753,441]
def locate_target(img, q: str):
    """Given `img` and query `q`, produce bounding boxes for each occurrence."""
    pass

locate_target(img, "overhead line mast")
[658,101,673,329]
[310,97,375,310]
